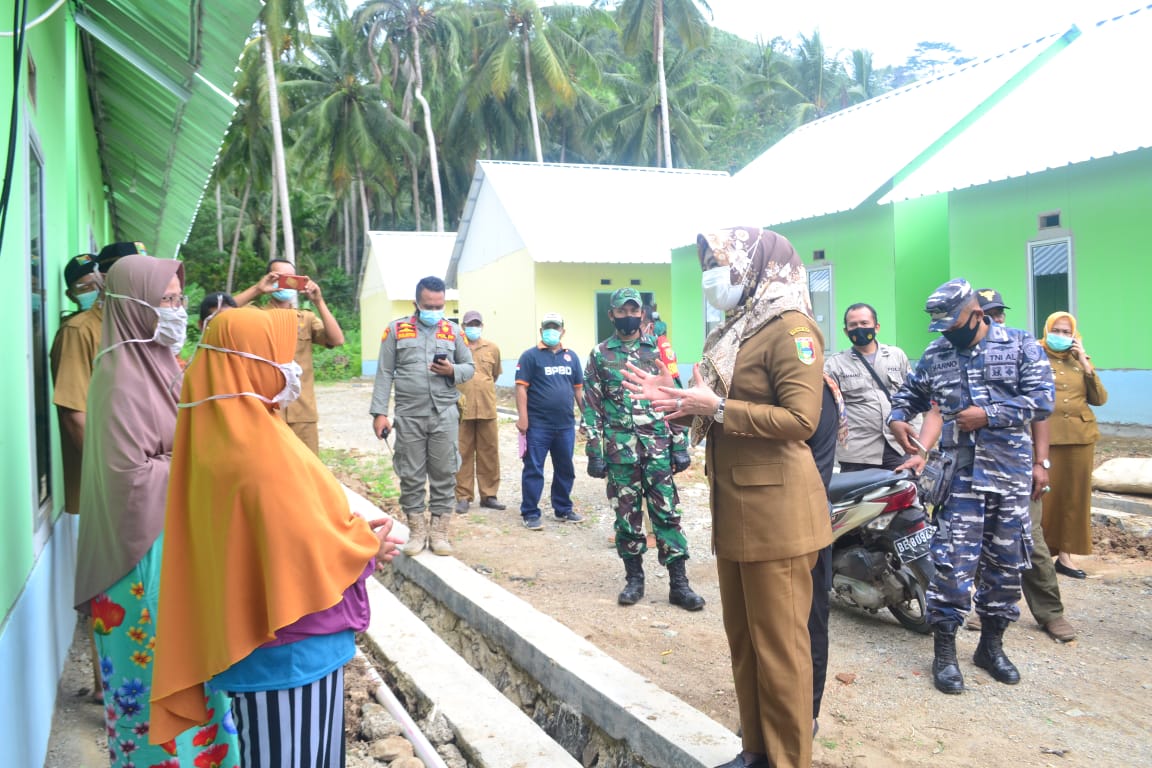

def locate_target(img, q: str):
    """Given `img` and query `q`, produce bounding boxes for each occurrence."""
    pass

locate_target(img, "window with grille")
[1027,238,1072,336]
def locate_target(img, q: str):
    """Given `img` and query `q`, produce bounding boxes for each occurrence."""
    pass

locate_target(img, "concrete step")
[344,485,740,768]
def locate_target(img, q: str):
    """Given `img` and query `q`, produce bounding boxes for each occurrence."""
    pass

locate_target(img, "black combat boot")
[932,621,965,694]
[973,615,1021,684]
[618,556,645,606]
[667,559,706,611]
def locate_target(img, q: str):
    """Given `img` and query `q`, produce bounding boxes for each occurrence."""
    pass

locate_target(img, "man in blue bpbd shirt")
[515,312,585,529]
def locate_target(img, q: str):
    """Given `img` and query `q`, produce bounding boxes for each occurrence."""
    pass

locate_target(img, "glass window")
[807,266,834,353]
[1028,238,1072,336]
[28,137,53,530]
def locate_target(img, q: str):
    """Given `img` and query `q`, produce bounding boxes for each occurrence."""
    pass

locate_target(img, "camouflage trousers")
[606,458,689,566]
[927,469,1032,625]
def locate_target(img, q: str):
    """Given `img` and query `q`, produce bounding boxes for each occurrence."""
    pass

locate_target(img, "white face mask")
[155,307,188,354]
[702,266,744,312]
[95,292,187,363]
[178,343,302,410]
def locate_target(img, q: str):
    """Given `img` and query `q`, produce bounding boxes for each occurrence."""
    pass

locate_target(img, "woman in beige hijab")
[625,227,832,768]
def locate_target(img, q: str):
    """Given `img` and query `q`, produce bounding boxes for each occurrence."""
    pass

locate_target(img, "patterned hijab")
[150,307,379,744]
[74,255,184,609]
[1040,310,1080,358]
[693,227,815,444]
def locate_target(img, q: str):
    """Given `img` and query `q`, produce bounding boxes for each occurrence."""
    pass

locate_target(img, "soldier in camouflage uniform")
[888,279,1054,695]
[582,288,705,611]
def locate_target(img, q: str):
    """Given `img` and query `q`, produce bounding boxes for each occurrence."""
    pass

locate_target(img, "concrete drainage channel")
[346,487,739,767]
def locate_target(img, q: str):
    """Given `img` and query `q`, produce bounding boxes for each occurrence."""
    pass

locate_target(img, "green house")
[0,1,258,763]
[671,7,1151,430]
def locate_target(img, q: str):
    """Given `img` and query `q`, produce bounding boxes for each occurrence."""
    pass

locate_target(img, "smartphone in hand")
[276,274,310,291]
[432,352,448,363]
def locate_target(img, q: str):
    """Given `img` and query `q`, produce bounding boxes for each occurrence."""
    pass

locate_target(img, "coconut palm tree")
[354,0,458,232]
[591,45,731,168]
[284,20,418,278]
[469,0,609,163]
[616,0,712,168]
[258,0,313,266]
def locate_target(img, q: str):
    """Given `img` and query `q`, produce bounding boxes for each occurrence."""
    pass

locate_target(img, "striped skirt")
[228,668,346,768]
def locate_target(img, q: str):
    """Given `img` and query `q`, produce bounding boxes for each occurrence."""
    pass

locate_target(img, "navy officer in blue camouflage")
[888,279,1054,695]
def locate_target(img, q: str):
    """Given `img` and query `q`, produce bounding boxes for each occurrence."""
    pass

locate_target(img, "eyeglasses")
[159,293,189,308]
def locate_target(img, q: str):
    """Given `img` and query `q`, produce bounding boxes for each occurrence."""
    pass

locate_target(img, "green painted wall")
[949,150,1152,369]
[892,195,951,358]
[0,2,110,617]
[670,244,704,367]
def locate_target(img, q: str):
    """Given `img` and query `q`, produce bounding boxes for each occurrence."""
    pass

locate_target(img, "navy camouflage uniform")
[890,301,1054,625]
[582,333,691,565]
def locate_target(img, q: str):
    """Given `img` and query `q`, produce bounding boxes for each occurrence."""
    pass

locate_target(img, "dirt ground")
[316,380,1152,768]
[44,379,1152,768]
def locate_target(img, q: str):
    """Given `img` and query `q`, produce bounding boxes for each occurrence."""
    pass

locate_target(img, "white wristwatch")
[1034,458,1050,470]
[714,398,726,423]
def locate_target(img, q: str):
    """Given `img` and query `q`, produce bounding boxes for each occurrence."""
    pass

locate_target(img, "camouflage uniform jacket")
[582,334,688,464]
[888,323,1054,494]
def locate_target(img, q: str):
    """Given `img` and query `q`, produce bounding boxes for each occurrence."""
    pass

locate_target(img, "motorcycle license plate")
[894,526,937,563]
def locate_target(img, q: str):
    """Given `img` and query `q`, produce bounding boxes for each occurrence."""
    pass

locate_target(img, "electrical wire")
[0,0,66,36]
[0,0,30,257]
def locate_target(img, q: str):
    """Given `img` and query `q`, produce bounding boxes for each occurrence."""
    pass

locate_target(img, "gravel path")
[319,379,1152,768]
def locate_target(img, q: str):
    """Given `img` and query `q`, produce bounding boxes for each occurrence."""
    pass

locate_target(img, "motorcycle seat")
[828,468,905,504]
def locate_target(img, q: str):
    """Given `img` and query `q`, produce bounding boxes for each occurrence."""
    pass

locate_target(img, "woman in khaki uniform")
[1039,311,1107,579]
[625,227,831,768]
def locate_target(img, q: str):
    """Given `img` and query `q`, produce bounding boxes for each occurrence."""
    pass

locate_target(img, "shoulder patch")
[795,337,816,366]
[394,320,418,340]
[788,326,812,336]
[380,326,390,341]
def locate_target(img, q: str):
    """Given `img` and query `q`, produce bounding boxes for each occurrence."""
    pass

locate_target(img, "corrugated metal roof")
[77,0,260,257]
[448,161,733,285]
[730,31,1072,226]
[363,231,458,299]
[881,5,1152,203]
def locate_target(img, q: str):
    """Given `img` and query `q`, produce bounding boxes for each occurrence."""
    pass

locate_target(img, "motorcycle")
[827,468,936,634]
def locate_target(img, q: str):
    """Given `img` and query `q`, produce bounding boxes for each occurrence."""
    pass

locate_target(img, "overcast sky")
[699,0,1145,66]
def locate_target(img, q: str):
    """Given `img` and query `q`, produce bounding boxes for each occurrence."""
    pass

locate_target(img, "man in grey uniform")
[371,276,474,556]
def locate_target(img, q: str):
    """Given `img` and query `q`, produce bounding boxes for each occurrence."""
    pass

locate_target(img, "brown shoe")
[965,613,982,631]
[1043,616,1076,642]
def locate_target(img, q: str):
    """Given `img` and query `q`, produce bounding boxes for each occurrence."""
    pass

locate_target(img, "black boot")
[932,621,965,694]
[973,615,1021,684]
[667,559,706,611]
[618,556,645,606]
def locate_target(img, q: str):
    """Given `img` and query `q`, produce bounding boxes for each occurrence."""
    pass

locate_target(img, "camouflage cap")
[925,278,974,331]
[975,288,1009,312]
[609,287,642,309]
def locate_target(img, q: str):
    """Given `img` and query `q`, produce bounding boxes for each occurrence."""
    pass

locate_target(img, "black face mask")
[846,326,877,348]
[613,316,643,335]
[941,312,983,349]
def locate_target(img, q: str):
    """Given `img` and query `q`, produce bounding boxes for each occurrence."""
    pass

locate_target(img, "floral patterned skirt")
[90,536,239,768]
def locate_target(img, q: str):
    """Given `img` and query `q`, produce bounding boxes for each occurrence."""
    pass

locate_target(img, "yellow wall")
[537,262,672,365]
[457,250,536,382]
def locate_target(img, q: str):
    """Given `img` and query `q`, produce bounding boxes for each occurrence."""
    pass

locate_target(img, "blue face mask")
[271,288,297,303]
[541,328,562,347]
[418,309,444,326]
[1046,333,1074,352]
[464,326,482,341]
[74,290,100,311]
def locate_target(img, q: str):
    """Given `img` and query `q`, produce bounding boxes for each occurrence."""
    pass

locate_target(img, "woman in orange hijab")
[150,307,399,766]
[1039,311,1107,579]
